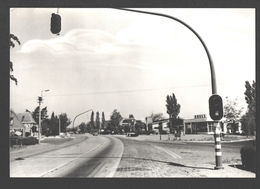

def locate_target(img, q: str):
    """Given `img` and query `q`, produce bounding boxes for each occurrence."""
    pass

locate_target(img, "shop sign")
[194,114,207,119]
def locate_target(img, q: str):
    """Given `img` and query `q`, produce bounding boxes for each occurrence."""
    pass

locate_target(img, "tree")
[90,111,95,130]
[41,106,49,120]
[58,113,72,133]
[95,111,100,132]
[166,93,181,132]
[86,122,92,133]
[101,112,105,129]
[129,114,134,118]
[149,113,165,122]
[244,81,256,120]
[79,122,87,134]
[41,119,51,136]
[241,81,256,135]
[50,112,59,136]
[31,106,48,125]
[10,34,21,85]
[224,96,244,134]
[240,112,255,136]
[110,109,123,132]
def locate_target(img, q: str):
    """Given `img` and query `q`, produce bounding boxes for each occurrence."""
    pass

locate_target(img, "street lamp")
[72,109,93,135]
[38,89,50,144]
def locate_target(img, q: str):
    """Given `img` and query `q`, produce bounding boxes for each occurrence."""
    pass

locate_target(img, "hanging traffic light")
[50,13,61,34]
[209,94,223,120]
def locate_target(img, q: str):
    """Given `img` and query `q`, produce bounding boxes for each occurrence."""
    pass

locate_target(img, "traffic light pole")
[114,8,217,95]
[114,8,222,169]
[214,123,223,169]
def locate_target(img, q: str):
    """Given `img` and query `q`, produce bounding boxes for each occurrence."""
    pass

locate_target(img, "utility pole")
[38,96,42,144]
[59,115,61,136]
[38,89,50,144]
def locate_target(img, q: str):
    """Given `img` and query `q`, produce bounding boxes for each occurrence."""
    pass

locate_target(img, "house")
[225,120,242,134]
[17,112,38,137]
[151,119,170,134]
[119,118,136,132]
[183,114,226,134]
[10,109,26,137]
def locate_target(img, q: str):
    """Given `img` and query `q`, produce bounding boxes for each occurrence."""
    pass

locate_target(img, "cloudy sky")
[10,8,255,126]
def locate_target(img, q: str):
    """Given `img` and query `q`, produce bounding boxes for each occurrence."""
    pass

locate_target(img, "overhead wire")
[46,81,246,97]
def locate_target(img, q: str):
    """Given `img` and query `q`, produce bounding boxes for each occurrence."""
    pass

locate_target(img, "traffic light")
[209,94,223,120]
[50,13,61,34]
[38,96,43,103]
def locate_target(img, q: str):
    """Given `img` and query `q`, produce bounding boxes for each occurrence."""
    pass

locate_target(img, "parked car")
[93,132,98,136]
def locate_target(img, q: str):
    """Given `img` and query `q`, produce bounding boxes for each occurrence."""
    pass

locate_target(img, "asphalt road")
[10,134,255,178]
[10,135,123,177]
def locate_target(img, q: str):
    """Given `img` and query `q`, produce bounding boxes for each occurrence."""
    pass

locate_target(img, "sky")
[10,8,255,126]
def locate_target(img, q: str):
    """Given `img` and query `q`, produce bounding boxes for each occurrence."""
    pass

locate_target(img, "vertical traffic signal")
[51,13,61,34]
[38,96,43,103]
[209,94,223,120]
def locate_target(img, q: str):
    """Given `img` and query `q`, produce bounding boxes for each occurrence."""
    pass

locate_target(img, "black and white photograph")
[9,7,256,178]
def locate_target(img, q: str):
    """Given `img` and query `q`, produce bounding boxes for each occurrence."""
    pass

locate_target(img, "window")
[10,117,14,126]
[208,122,216,132]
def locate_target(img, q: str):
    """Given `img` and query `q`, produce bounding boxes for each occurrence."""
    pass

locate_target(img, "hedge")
[240,145,256,171]
[10,136,38,146]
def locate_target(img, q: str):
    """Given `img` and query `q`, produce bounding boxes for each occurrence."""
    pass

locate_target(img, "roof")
[120,118,135,125]
[153,119,169,124]
[10,109,26,129]
[17,112,36,124]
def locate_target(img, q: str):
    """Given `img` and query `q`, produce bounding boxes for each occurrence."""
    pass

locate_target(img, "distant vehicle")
[93,132,98,136]
[100,130,111,135]
[126,132,138,137]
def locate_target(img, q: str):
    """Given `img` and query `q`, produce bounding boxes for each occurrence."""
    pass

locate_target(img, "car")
[126,132,138,137]
[93,132,98,136]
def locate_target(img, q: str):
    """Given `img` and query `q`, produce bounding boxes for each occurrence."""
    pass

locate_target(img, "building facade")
[10,109,26,137]
[17,112,38,137]
[184,114,227,134]
[151,119,170,134]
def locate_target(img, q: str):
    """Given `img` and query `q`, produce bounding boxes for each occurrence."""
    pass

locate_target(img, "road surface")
[10,134,255,177]
[10,135,123,177]
[113,135,255,177]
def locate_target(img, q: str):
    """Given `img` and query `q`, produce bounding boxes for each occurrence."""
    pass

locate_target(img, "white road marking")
[154,146,182,159]
[93,136,124,177]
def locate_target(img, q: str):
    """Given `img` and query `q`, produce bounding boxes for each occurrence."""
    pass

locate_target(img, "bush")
[160,130,168,135]
[135,130,151,135]
[10,136,21,146]
[240,145,256,171]
[16,137,38,146]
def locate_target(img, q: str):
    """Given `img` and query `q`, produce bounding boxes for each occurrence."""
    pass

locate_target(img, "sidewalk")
[130,133,255,143]
[115,134,256,178]
[9,135,84,162]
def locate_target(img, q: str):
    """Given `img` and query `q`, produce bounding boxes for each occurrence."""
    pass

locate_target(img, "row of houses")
[10,109,242,137]
[67,114,242,135]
